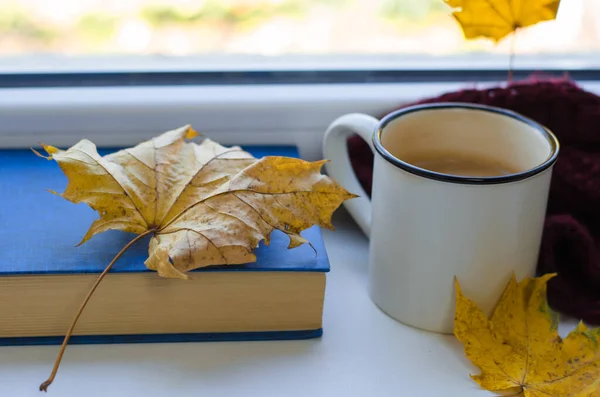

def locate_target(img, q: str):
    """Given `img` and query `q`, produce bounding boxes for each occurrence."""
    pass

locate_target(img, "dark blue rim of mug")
[372,102,560,185]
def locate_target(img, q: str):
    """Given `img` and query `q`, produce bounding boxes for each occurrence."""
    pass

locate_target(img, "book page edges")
[0,271,325,338]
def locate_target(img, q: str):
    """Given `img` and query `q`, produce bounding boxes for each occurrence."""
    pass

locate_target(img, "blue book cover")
[0,145,329,345]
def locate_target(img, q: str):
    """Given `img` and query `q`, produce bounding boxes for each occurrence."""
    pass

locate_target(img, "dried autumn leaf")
[38,125,355,279]
[34,125,356,390]
[444,0,561,42]
[454,274,600,397]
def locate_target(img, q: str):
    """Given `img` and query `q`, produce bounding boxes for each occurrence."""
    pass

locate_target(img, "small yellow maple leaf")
[445,0,561,42]
[454,274,600,397]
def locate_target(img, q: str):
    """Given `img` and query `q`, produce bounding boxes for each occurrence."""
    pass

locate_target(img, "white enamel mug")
[323,103,559,334]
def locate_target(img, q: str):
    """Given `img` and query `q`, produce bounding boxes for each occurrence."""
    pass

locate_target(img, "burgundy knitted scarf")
[347,77,600,323]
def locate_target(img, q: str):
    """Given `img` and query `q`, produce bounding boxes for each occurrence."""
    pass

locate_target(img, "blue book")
[0,145,329,346]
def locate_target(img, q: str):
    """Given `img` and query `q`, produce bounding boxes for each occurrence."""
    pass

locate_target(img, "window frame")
[1,65,600,88]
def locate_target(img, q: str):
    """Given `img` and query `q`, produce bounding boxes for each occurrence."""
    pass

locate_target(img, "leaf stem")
[508,28,518,83]
[39,229,155,392]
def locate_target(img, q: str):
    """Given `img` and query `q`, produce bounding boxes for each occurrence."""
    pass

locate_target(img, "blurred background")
[0,0,598,71]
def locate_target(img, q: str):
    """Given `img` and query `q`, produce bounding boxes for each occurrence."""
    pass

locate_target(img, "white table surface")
[0,209,490,397]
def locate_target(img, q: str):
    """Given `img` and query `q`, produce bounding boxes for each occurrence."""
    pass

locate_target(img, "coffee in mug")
[401,150,520,177]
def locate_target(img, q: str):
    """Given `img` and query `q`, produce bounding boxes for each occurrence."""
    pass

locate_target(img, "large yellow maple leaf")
[444,0,561,42]
[34,125,356,391]
[455,274,600,397]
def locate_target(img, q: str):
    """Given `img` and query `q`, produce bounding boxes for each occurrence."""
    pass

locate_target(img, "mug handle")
[323,113,379,237]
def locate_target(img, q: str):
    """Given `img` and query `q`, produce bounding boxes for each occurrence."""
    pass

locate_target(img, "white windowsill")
[0,208,579,397]
[1,80,599,160]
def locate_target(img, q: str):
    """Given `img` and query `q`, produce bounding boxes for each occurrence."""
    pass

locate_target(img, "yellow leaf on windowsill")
[454,274,600,397]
